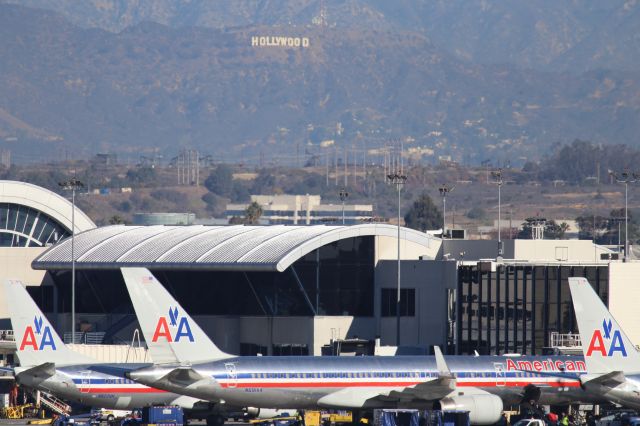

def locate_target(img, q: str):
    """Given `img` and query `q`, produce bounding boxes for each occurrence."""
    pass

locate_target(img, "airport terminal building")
[1,180,639,362]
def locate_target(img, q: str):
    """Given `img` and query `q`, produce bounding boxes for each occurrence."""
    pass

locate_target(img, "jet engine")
[436,394,503,425]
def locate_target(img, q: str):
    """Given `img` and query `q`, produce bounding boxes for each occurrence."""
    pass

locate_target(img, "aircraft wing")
[318,347,456,408]
[581,371,627,388]
[15,362,57,387]
[128,365,223,403]
[389,346,456,400]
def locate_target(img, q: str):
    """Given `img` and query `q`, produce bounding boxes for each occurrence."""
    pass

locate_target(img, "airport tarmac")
[0,420,244,425]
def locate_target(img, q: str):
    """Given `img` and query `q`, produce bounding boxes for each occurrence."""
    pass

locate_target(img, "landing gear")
[206,415,225,426]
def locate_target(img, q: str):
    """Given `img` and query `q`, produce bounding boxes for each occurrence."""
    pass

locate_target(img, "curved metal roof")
[0,180,96,233]
[32,224,441,272]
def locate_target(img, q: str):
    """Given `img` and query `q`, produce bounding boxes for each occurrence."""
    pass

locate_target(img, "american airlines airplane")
[568,277,640,409]
[3,279,228,422]
[121,268,606,425]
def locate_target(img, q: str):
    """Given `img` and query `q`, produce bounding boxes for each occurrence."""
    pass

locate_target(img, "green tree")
[245,201,263,224]
[109,215,125,225]
[575,214,608,241]
[126,166,157,187]
[404,192,442,232]
[204,165,234,197]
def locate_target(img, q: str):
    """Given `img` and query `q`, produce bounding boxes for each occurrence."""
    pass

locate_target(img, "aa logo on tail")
[19,316,56,351]
[586,319,627,357]
[152,307,194,342]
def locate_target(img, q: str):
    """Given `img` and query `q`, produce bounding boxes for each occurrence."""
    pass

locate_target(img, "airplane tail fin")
[4,280,95,367]
[568,277,640,374]
[121,268,232,365]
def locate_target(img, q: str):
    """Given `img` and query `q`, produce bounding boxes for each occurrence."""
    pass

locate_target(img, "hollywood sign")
[251,36,310,48]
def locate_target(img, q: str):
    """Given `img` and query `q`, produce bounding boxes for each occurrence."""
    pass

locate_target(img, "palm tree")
[245,201,264,224]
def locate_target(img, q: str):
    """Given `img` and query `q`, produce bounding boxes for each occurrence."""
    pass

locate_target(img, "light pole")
[491,169,504,257]
[58,177,84,344]
[387,172,407,346]
[610,171,639,261]
[438,184,455,238]
[339,188,349,225]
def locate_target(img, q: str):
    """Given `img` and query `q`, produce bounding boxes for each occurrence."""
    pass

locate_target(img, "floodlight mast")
[491,169,504,257]
[387,172,407,346]
[439,184,455,238]
[58,177,84,344]
[610,171,639,261]
[339,188,349,225]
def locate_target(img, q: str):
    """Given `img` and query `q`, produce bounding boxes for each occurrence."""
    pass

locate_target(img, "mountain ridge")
[0,3,639,164]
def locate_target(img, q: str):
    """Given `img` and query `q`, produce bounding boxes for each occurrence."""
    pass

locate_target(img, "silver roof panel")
[32,224,441,271]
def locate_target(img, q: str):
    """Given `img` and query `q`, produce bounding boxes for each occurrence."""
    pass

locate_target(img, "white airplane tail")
[4,280,95,367]
[568,277,640,374]
[121,268,232,365]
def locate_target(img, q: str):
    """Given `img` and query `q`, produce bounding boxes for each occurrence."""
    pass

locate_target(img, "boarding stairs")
[38,390,71,415]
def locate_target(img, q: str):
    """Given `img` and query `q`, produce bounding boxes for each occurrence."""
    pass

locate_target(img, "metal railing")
[550,332,582,348]
[0,330,14,341]
[63,331,105,344]
[38,390,71,415]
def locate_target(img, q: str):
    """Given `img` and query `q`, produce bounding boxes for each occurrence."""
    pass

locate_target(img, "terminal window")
[381,288,415,317]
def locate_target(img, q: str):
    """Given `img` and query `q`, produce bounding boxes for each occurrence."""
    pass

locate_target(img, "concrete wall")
[375,235,440,264]
[375,259,457,349]
[442,239,612,262]
[67,344,150,363]
[182,316,375,356]
[608,262,640,347]
[512,239,612,262]
[0,247,48,323]
[312,316,376,356]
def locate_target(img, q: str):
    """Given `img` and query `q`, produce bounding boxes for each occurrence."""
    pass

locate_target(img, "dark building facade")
[456,263,609,355]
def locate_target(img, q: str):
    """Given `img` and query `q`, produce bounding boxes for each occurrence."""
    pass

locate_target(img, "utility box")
[141,406,183,425]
